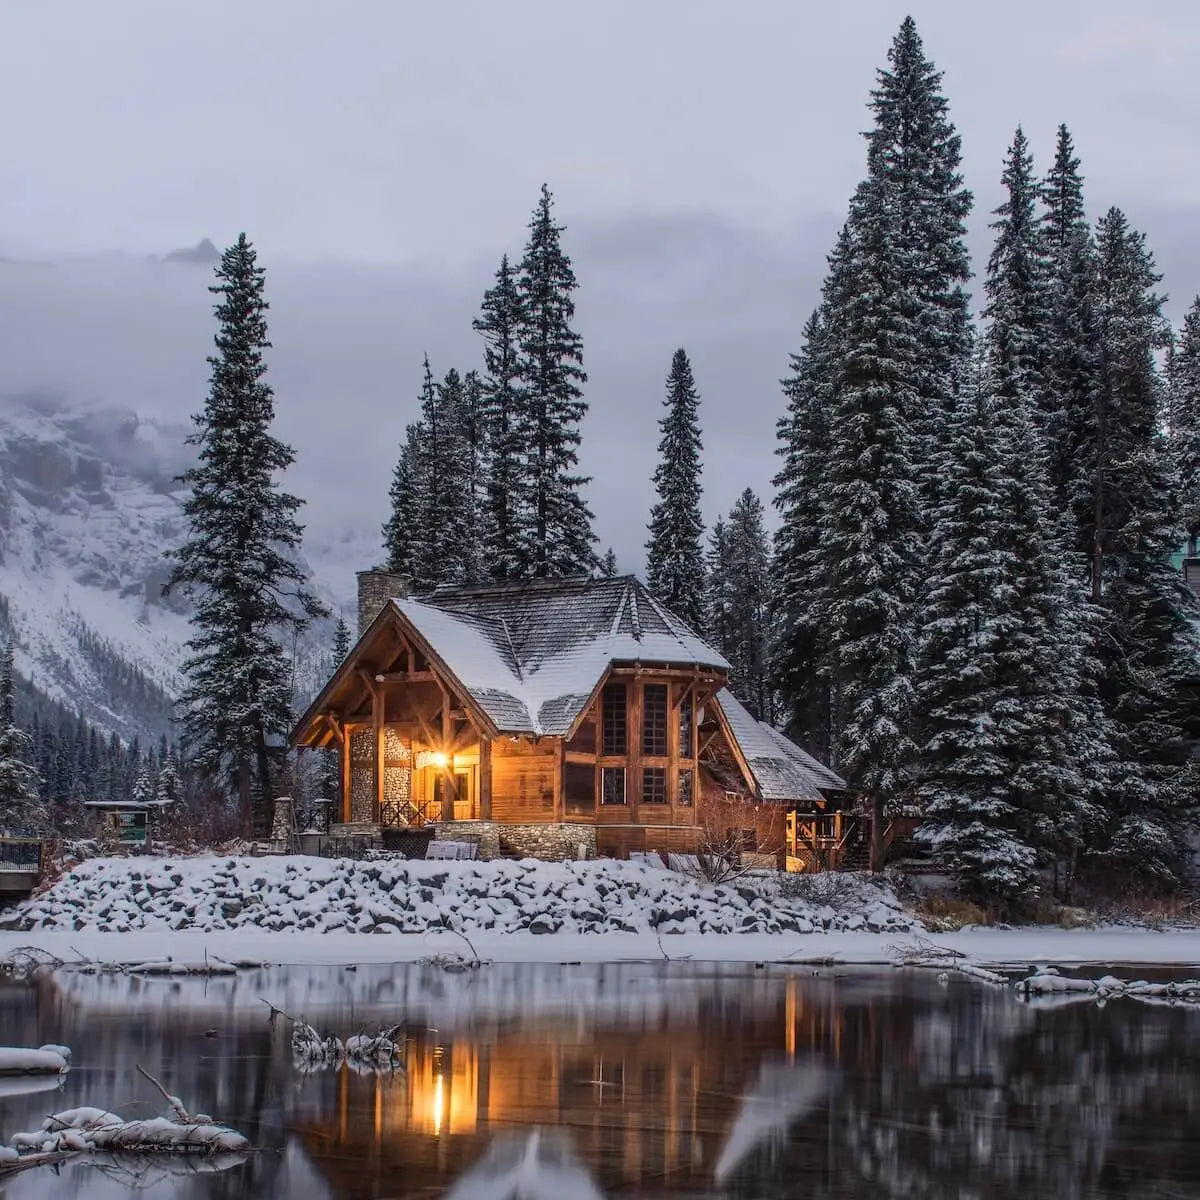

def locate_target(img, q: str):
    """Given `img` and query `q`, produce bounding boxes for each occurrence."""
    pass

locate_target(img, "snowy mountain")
[0,391,345,743]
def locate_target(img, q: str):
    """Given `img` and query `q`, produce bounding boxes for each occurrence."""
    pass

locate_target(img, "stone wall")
[431,821,596,862]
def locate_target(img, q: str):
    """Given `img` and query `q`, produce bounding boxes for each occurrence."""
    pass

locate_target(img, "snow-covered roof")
[714,689,846,803]
[396,575,728,736]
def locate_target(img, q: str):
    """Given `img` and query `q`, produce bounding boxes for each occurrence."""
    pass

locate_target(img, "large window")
[642,684,668,756]
[601,766,627,806]
[678,692,693,758]
[565,762,596,815]
[602,683,627,756]
[641,766,667,805]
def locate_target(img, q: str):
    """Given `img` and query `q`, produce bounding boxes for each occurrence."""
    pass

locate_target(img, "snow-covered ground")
[0,855,915,937]
[2,854,1200,970]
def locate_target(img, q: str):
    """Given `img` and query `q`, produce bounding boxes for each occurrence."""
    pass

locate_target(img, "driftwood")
[261,999,407,1073]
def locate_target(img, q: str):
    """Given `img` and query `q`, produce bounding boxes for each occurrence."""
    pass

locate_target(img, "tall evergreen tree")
[473,255,526,581]
[713,490,773,721]
[817,19,972,863]
[645,349,706,629]
[0,642,42,835]
[1170,297,1200,551]
[1039,124,1102,548]
[599,547,618,578]
[165,234,326,833]
[916,380,1040,902]
[1089,210,1200,883]
[704,518,731,658]
[460,369,491,584]
[383,357,435,584]
[514,184,595,576]
[331,615,352,664]
[318,617,352,801]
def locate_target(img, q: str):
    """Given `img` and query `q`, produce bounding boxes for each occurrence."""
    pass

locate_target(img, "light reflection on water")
[1,961,1199,1198]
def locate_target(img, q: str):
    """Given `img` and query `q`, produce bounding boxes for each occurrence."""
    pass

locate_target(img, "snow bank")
[0,1046,70,1076]
[1018,967,1200,1004]
[0,855,916,938]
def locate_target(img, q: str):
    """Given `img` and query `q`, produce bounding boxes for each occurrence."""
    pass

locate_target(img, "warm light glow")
[430,751,449,769]
[415,749,451,770]
[431,1073,445,1137]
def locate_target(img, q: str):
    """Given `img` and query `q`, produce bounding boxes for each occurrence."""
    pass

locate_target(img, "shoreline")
[4,925,1200,970]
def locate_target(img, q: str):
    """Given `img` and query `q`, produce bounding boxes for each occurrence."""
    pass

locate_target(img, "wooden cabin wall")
[490,738,558,823]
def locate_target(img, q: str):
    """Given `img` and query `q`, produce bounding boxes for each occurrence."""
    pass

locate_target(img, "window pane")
[678,768,693,807]
[601,766,626,805]
[642,766,666,804]
[565,762,596,815]
[642,684,668,756]
[678,693,693,757]
[602,683,627,756]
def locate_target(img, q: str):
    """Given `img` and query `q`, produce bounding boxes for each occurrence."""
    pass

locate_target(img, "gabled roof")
[713,689,846,802]
[395,575,726,736]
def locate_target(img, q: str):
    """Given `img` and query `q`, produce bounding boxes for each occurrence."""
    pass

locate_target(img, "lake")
[1,959,1199,1198]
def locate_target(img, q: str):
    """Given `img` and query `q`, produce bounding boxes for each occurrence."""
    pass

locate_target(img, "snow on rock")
[0,1046,71,1076]
[0,856,916,938]
[8,1106,249,1155]
[1017,967,1200,1003]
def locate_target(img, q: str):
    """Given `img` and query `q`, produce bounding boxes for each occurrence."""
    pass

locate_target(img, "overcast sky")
[1,1,1198,598]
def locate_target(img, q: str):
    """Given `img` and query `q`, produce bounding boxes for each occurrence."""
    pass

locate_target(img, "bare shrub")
[916,895,991,931]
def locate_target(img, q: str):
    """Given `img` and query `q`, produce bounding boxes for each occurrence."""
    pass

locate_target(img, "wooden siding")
[491,739,557,823]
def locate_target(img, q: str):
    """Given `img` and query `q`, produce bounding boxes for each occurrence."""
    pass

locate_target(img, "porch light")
[430,751,449,769]
[416,750,451,770]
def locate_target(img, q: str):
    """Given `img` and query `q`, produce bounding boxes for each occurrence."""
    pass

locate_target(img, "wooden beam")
[479,736,492,820]
[553,738,565,822]
[324,712,346,748]
[373,683,384,820]
[374,670,437,684]
[440,690,456,823]
[340,726,352,823]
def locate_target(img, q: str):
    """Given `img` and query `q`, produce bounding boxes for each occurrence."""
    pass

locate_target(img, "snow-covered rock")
[0,1046,71,1076]
[1,855,917,938]
[8,1105,248,1155]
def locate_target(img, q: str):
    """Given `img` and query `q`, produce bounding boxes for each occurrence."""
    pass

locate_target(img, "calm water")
[1,960,1199,1198]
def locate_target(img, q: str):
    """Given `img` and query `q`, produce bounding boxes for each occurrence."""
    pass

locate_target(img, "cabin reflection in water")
[296,974,851,1195]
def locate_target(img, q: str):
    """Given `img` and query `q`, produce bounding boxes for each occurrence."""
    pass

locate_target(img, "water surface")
[1,959,1198,1198]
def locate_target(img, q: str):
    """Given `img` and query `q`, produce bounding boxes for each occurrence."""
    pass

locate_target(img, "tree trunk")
[869,793,885,873]
[236,756,252,837]
[254,725,273,841]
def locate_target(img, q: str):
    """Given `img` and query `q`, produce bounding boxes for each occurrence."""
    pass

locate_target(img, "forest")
[1,17,1196,910]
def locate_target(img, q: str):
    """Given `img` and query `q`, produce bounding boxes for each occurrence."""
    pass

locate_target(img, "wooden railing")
[0,836,44,873]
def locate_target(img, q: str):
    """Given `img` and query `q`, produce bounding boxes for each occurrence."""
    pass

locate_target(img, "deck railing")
[0,836,44,872]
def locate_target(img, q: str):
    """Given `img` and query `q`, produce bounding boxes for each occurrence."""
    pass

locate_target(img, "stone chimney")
[357,569,409,635]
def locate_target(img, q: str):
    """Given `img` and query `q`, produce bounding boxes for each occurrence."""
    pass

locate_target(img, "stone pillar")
[357,569,409,635]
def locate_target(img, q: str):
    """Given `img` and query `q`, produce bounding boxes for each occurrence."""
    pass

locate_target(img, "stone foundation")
[431,821,596,862]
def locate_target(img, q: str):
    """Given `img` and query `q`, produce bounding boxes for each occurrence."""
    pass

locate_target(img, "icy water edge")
[1,961,1199,1198]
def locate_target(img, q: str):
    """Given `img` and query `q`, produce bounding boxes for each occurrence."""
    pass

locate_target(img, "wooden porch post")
[479,737,492,820]
[440,692,456,823]
[374,684,384,823]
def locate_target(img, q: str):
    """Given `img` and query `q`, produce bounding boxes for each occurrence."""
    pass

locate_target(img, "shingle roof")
[396,575,727,736]
[714,689,846,803]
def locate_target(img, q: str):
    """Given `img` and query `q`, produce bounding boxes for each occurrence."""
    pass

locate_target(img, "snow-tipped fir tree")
[916,379,1040,904]
[1170,297,1200,551]
[712,489,773,721]
[645,348,706,630]
[817,18,973,865]
[599,547,618,578]
[132,761,155,805]
[1039,124,1103,553]
[473,254,527,582]
[1090,209,1200,885]
[317,617,352,802]
[156,757,182,806]
[0,641,42,835]
[704,518,731,658]
[514,184,595,576]
[165,234,326,834]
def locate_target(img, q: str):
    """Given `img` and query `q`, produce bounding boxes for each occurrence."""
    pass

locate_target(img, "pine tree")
[771,300,838,759]
[331,615,352,664]
[132,761,155,805]
[318,618,352,801]
[704,519,731,657]
[417,367,474,587]
[1089,210,1200,884]
[716,489,773,721]
[916,380,1040,902]
[156,757,182,806]
[165,234,326,834]
[1170,297,1200,551]
[1039,124,1102,549]
[816,18,972,866]
[599,547,618,578]
[645,349,706,629]
[0,642,42,835]
[383,357,436,584]
[460,369,491,584]
[473,255,526,581]
[514,184,595,576]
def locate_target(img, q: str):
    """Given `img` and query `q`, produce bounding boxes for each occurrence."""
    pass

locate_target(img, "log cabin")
[290,570,845,862]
